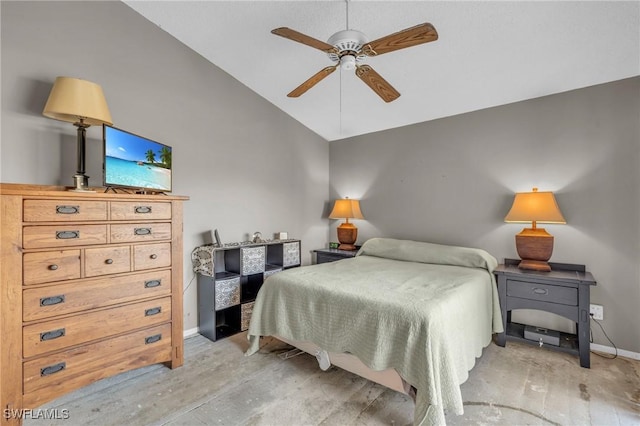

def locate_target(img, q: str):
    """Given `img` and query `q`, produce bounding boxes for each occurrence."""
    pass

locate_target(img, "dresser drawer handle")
[145,307,161,316]
[150,254,158,260]
[56,230,79,239]
[144,279,161,288]
[135,206,152,214]
[105,258,114,265]
[145,334,162,344]
[40,328,65,341]
[40,295,65,306]
[56,205,79,214]
[48,264,59,271]
[533,288,548,295]
[41,362,66,377]
[134,228,152,236]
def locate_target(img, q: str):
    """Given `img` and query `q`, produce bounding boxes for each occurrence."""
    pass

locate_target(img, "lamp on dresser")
[504,187,566,271]
[329,198,364,250]
[43,76,113,192]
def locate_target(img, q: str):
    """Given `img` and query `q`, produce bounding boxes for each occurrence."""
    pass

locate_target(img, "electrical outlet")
[590,304,603,320]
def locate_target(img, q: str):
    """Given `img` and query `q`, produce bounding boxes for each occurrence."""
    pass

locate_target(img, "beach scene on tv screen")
[105,127,171,191]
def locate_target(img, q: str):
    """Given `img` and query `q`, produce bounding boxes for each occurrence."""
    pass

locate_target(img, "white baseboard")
[183,327,199,338]
[591,343,640,361]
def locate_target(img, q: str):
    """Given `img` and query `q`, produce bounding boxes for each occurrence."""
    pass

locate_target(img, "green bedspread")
[246,238,503,425]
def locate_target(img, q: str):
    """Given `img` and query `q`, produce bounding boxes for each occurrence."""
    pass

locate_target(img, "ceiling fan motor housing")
[327,29,368,69]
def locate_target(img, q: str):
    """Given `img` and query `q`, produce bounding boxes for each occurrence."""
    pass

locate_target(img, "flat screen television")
[103,125,172,193]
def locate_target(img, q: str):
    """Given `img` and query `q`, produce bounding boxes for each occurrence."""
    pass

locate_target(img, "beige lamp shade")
[329,198,364,251]
[329,198,364,220]
[504,188,565,272]
[43,76,113,126]
[504,188,566,225]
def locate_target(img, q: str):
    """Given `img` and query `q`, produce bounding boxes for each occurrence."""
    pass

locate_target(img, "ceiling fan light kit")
[271,22,438,102]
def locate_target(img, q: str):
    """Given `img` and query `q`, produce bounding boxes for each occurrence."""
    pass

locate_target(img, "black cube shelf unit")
[197,240,301,341]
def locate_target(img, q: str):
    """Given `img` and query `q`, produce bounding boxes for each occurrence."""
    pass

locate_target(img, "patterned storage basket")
[214,277,240,311]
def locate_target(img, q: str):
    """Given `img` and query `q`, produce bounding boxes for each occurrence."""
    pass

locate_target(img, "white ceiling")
[123,1,639,142]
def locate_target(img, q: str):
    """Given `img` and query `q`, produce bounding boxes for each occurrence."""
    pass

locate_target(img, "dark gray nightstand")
[494,259,597,368]
[313,248,359,264]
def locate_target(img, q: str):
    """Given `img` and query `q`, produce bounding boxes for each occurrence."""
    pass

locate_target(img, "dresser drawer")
[23,250,81,285]
[23,323,172,402]
[23,297,172,358]
[23,200,107,222]
[283,241,300,267]
[134,243,171,270]
[215,277,240,311]
[84,246,131,277]
[23,270,172,321]
[23,225,108,249]
[506,279,577,306]
[110,202,172,220]
[110,223,172,243]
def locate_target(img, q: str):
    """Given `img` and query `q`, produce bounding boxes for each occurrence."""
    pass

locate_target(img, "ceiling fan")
[271,22,438,102]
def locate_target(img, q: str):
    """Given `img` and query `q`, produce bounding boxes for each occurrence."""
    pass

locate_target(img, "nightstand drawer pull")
[105,258,114,265]
[40,328,65,341]
[134,227,152,235]
[144,279,161,288]
[40,295,65,306]
[56,230,79,239]
[56,205,79,214]
[145,334,162,344]
[41,362,66,377]
[145,307,161,316]
[533,288,548,295]
[135,206,152,214]
[48,264,59,271]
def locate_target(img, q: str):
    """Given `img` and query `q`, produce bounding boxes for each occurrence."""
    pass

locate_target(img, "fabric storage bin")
[215,277,240,310]
[240,302,254,331]
[283,242,300,267]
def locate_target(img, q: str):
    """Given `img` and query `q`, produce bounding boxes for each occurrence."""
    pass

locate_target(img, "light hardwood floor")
[23,332,640,425]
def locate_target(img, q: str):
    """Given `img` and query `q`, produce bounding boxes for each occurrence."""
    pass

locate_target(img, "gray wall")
[1,1,330,332]
[330,76,640,353]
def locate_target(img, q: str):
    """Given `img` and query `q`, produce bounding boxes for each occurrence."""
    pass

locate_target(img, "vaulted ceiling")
[124,1,639,141]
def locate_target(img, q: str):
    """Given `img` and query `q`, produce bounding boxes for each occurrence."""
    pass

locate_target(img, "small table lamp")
[504,187,566,271]
[329,198,364,250]
[43,76,113,192]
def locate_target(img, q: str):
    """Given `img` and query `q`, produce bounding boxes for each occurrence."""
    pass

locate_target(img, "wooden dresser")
[0,184,188,425]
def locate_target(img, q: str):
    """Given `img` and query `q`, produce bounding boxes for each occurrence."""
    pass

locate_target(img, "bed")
[246,238,503,425]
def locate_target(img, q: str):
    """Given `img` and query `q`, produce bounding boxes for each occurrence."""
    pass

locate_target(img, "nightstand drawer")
[507,279,577,306]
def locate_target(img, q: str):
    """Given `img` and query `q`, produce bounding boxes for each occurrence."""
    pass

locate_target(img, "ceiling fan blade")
[272,27,337,53]
[362,23,438,56]
[288,65,338,98]
[355,65,400,103]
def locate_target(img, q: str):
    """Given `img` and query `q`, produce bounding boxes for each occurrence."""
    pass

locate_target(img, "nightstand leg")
[578,284,591,368]
[496,276,507,347]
